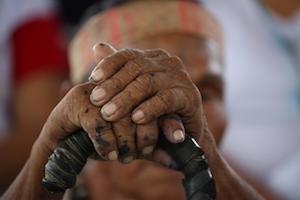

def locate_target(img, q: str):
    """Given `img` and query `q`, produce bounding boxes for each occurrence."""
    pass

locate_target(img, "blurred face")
[72,32,226,145]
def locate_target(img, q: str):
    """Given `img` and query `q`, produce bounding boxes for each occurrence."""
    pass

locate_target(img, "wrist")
[3,140,61,199]
[2,131,62,199]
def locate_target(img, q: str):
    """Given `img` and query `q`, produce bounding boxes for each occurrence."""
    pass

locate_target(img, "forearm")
[1,119,66,200]
[0,72,65,188]
[0,128,40,188]
[2,137,63,200]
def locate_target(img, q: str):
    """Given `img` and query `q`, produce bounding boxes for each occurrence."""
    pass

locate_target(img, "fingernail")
[91,87,106,102]
[108,151,118,161]
[123,156,133,163]
[132,110,144,122]
[142,146,154,155]
[101,103,118,117]
[89,68,104,82]
[173,130,185,142]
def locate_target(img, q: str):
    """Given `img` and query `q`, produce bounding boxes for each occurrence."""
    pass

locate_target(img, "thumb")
[92,42,117,63]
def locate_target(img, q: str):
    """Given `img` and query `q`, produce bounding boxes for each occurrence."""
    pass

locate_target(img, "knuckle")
[134,74,154,94]
[94,127,114,148]
[143,131,158,141]
[152,48,170,57]
[69,84,85,95]
[125,60,142,76]
[116,116,133,127]
[109,76,126,91]
[156,48,169,55]
[169,56,183,66]
[154,92,170,113]
[119,48,137,59]
[68,84,92,104]
[158,56,184,70]
[176,69,192,82]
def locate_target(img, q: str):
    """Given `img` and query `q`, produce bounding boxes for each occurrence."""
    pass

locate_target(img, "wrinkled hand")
[89,43,207,162]
[37,45,187,164]
[87,44,187,163]
[38,83,122,161]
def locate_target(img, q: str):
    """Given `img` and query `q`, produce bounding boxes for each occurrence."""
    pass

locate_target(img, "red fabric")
[12,14,69,83]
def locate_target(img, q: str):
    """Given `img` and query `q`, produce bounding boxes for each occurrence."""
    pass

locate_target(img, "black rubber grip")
[42,130,216,199]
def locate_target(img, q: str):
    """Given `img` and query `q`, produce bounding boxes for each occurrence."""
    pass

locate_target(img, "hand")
[89,44,207,149]
[87,43,188,163]
[35,48,187,164]
[38,83,122,160]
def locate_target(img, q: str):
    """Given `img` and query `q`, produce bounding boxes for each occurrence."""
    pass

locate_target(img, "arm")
[0,72,64,188]
[2,82,121,199]
[2,133,63,200]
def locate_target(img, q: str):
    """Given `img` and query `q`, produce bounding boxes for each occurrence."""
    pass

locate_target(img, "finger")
[136,120,159,156]
[92,42,117,63]
[80,107,118,161]
[143,48,170,58]
[90,53,171,106]
[71,84,119,161]
[131,88,188,124]
[100,73,161,121]
[89,49,171,106]
[159,114,185,143]
[89,48,138,83]
[89,48,169,84]
[151,149,174,168]
[90,60,141,106]
[112,115,136,163]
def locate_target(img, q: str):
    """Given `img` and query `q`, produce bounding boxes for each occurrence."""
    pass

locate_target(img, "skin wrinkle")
[1,1,269,198]
[35,21,225,198]
[95,133,110,147]
[87,42,204,155]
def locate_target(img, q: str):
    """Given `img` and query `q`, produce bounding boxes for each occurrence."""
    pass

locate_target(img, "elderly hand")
[88,43,209,163]
[38,83,121,161]
[35,45,189,164]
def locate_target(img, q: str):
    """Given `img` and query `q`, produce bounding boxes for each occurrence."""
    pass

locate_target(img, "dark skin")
[1,44,208,200]
[2,1,264,196]
[2,1,292,199]
[2,35,263,200]
[82,33,259,200]
[127,33,226,143]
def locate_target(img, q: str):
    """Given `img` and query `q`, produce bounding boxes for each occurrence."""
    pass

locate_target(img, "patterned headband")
[70,0,222,83]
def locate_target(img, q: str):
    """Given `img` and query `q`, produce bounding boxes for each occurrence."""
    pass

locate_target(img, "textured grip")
[42,130,94,192]
[42,130,216,200]
[158,134,216,200]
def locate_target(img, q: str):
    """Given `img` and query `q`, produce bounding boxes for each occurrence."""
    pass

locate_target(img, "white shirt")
[205,0,300,199]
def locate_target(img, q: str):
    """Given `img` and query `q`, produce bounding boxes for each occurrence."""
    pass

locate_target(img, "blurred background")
[0,0,299,200]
